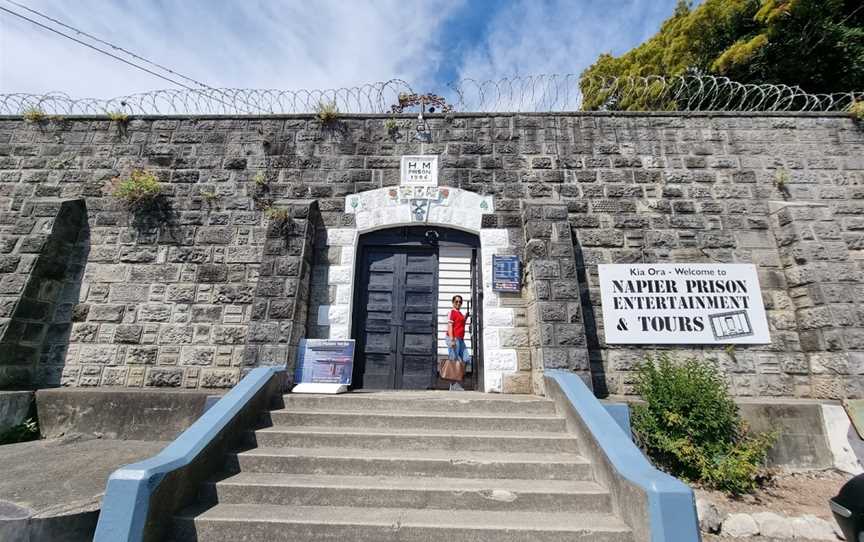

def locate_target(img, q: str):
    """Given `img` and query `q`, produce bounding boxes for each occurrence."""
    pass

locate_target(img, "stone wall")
[0,113,861,397]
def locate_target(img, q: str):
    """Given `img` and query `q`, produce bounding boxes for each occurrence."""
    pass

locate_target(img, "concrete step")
[264,409,567,433]
[278,391,558,415]
[173,504,634,542]
[227,447,594,480]
[248,426,580,453]
[201,473,612,513]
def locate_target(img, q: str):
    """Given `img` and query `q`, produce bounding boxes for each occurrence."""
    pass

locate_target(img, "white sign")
[400,155,438,186]
[598,264,770,345]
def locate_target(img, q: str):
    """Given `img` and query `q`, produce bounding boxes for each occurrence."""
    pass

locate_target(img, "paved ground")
[0,435,166,541]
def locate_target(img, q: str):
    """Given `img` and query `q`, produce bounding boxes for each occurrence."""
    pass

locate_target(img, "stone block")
[539,348,569,369]
[480,229,508,247]
[87,305,126,322]
[721,513,758,537]
[119,247,157,263]
[214,285,254,304]
[485,349,517,371]
[114,324,143,344]
[83,264,128,283]
[70,323,98,342]
[145,367,183,387]
[530,260,559,279]
[200,369,239,388]
[78,345,117,365]
[556,324,585,346]
[128,264,181,283]
[499,328,530,348]
[165,285,196,303]
[197,264,228,283]
[225,246,264,263]
[109,284,149,303]
[212,325,247,345]
[480,308,512,327]
[502,372,532,394]
[126,346,158,365]
[578,230,624,247]
[326,229,356,247]
[538,302,567,322]
[191,305,222,322]
[180,346,216,366]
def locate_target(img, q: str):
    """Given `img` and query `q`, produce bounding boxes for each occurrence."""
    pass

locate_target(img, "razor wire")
[1,75,861,115]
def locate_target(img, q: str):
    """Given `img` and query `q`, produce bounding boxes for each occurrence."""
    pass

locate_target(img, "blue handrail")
[546,370,701,542]
[93,367,283,542]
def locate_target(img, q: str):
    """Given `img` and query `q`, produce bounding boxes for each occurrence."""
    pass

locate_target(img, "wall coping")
[92,366,283,542]
[0,111,855,121]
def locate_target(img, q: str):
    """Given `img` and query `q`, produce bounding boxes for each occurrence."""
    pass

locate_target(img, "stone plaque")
[598,264,770,344]
[400,155,438,186]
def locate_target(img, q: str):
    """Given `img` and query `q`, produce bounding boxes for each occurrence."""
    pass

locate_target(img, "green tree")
[581,0,864,110]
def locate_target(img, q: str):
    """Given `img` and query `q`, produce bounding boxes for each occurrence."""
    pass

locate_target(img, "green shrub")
[0,418,39,445]
[631,354,775,495]
[110,169,163,209]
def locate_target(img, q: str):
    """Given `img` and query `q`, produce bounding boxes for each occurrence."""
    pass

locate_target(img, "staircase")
[171,391,635,542]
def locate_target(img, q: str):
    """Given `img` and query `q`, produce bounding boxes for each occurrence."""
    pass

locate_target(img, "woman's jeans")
[448,338,468,363]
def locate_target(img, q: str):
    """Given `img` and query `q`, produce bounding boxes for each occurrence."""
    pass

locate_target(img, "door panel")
[355,246,438,389]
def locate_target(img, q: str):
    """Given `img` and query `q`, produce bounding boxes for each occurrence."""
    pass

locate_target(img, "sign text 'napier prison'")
[400,155,438,186]
[598,264,770,344]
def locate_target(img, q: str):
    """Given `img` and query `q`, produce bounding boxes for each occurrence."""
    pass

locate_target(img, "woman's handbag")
[438,357,465,382]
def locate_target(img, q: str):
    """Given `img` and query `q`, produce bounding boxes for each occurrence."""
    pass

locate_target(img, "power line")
[0,2,255,113]
[0,5,196,91]
[3,0,215,91]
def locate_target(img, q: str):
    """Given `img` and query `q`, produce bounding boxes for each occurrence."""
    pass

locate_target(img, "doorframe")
[314,186,519,393]
[350,226,483,391]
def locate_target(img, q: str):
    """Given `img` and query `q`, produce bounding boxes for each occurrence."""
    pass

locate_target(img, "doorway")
[351,227,482,390]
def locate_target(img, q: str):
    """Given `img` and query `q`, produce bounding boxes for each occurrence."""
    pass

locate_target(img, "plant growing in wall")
[631,354,776,495]
[108,169,164,211]
[850,100,864,122]
[200,188,221,208]
[22,106,47,123]
[106,110,129,123]
[265,206,293,236]
[774,169,791,199]
[251,170,273,210]
[384,117,399,134]
[315,100,340,126]
[0,417,39,445]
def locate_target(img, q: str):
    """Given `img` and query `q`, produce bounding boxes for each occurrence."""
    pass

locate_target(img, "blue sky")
[0,0,683,100]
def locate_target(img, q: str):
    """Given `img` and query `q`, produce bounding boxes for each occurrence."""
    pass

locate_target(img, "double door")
[354,246,438,389]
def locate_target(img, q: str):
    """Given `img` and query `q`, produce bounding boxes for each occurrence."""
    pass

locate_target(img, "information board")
[400,155,438,186]
[598,263,770,344]
[492,255,521,292]
[294,339,355,385]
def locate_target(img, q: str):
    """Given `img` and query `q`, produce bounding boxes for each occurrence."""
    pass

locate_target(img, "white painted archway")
[314,186,519,392]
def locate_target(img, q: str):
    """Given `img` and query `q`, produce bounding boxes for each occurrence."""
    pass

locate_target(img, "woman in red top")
[446,295,468,391]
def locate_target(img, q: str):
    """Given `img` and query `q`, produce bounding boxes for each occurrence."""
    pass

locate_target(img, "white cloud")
[450,0,678,110]
[0,0,462,100]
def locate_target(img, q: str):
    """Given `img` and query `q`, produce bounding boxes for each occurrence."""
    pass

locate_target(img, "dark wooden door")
[355,247,438,389]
